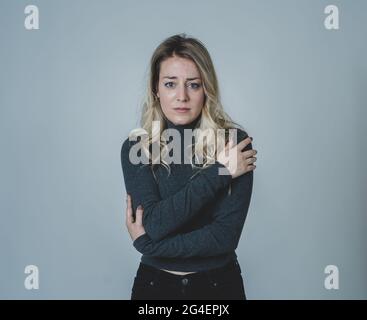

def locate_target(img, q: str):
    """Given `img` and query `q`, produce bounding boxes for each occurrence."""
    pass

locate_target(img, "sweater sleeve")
[132,138,253,258]
[120,137,232,242]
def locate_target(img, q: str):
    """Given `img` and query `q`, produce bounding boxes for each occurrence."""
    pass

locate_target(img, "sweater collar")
[162,114,202,164]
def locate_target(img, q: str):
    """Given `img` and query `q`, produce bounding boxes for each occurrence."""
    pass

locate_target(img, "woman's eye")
[164,82,201,89]
[164,82,175,88]
[189,83,201,89]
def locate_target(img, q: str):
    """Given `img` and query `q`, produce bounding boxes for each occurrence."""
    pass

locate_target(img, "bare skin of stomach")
[160,269,197,275]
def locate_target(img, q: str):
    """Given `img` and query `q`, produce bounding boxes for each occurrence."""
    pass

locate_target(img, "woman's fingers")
[125,193,144,227]
[237,137,252,151]
[241,146,257,171]
[243,149,257,159]
[126,194,133,225]
[135,205,144,225]
[223,137,233,154]
[247,156,257,164]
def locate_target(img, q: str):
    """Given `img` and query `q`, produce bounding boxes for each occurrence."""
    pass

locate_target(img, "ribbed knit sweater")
[120,115,253,272]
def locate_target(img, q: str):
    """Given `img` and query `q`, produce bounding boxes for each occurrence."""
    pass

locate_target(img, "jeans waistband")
[136,259,241,284]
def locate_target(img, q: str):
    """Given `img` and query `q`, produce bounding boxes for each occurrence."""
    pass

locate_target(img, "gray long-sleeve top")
[120,115,253,272]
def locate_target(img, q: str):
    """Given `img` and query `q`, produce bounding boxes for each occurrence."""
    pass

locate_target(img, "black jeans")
[131,259,246,300]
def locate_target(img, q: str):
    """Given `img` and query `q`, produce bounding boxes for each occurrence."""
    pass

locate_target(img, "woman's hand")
[217,136,257,179]
[125,194,146,241]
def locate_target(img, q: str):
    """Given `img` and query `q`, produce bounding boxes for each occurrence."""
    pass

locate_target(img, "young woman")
[121,33,257,300]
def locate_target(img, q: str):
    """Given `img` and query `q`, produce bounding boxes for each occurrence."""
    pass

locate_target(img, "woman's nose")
[176,84,189,101]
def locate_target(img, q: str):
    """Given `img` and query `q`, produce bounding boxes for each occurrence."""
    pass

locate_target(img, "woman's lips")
[174,108,190,113]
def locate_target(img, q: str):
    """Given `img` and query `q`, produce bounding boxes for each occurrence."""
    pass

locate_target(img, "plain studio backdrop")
[0,0,366,299]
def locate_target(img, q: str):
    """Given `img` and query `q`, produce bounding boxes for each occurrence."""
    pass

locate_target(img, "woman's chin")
[170,115,193,125]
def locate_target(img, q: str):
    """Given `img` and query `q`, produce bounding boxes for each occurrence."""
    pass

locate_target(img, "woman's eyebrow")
[162,76,201,81]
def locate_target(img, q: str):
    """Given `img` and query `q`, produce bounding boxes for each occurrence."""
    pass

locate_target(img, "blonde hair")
[130,33,244,181]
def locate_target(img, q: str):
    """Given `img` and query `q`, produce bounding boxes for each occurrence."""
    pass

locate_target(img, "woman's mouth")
[174,108,190,113]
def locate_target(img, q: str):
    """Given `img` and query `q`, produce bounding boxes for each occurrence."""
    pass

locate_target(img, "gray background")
[0,0,366,299]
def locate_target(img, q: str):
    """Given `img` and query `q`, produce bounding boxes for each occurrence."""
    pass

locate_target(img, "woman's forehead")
[160,57,200,78]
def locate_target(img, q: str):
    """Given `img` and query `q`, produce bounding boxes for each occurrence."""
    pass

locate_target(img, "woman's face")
[156,56,205,126]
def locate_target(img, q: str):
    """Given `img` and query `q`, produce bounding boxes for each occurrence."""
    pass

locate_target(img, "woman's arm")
[121,138,232,242]
[131,150,253,258]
